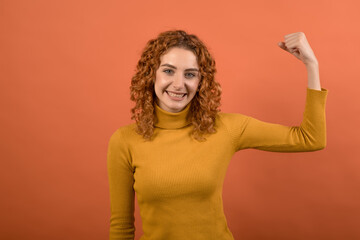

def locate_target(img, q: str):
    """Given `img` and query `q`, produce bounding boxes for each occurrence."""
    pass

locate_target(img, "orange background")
[1,0,359,239]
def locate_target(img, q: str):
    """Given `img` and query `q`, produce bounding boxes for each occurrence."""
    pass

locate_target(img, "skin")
[154,47,201,113]
[278,32,321,90]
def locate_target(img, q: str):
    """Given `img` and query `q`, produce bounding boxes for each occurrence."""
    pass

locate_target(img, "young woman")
[107,30,328,240]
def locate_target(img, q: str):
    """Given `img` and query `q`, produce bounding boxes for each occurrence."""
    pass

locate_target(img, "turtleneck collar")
[154,101,192,129]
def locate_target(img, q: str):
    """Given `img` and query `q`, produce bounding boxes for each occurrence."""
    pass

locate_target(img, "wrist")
[304,59,319,68]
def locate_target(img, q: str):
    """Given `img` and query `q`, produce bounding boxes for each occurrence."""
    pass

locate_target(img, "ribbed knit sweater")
[107,87,328,240]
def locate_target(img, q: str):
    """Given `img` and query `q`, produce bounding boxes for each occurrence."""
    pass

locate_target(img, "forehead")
[159,47,198,68]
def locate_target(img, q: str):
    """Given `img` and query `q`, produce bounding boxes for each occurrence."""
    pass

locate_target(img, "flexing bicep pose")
[107,30,328,240]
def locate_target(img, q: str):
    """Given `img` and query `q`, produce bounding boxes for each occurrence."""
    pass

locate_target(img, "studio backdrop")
[1,0,359,239]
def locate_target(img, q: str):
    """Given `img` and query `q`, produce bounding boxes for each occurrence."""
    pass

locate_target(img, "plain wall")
[1,0,359,239]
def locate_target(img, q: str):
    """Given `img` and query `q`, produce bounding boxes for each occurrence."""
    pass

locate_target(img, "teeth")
[167,91,185,98]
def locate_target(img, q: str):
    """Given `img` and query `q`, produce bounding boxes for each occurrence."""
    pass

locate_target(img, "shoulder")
[215,112,251,136]
[108,122,138,144]
[216,111,250,126]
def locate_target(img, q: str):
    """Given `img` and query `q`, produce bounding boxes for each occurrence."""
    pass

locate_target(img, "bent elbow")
[312,141,326,151]
[308,133,327,151]
[316,144,326,150]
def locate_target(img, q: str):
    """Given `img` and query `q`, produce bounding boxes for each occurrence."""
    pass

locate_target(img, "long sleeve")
[224,87,328,152]
[107,129,135,240]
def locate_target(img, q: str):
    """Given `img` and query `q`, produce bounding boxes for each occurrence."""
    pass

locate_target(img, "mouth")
[165,90,187,99]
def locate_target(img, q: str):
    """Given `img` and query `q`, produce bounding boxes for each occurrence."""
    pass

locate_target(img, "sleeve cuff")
[307,87,328,93]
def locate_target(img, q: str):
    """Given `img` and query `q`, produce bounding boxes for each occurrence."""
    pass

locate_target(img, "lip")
[166,90,187,95]
[166,91,187,101]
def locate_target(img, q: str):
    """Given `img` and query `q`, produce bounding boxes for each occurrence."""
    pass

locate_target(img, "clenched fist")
[278,32,318,66]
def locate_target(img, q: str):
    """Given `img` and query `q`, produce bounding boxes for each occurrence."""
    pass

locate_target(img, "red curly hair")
[130,29,222,142]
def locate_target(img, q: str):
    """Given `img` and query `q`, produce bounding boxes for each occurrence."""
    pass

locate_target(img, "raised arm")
[234,87,328,152]
[107,129,135,240]
[223,32,328,152]
[223,33,328,152]
[278,32,321,90]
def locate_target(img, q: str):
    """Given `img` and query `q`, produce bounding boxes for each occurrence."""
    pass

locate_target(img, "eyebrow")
[160,63,199,72]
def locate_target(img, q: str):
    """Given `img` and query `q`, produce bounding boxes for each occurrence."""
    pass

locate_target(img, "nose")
[172,73,185,89]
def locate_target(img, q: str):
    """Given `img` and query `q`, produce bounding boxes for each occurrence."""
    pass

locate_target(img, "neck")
[154,102,192,129]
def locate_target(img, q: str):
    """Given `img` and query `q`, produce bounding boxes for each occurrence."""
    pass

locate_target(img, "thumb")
[277,42,286,50]
[278,42,290,53]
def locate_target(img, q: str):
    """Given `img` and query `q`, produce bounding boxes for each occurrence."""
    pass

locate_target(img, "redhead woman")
[107,30,328,240]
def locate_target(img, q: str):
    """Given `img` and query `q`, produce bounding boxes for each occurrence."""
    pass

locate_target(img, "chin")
[164,99,191,112]
[166,101,189,111]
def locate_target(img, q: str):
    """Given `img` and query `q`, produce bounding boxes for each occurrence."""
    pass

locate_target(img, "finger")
[278,42,291,52]
[284,32,302,39]
[289,48,299,54]
[285,39,299,49]
[284,33,299,39]
[281,42,294,52]
[278,42,286,49]
[285,35,299,42]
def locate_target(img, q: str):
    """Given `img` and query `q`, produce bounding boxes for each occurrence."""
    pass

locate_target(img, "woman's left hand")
[278,32,318,65]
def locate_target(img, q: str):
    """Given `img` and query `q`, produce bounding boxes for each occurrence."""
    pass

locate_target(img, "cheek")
[154,81,168,96]
[154,73,164,89]
[189,82,200,92]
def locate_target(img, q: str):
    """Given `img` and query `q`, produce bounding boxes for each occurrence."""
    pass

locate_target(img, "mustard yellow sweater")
[107,87,328,240]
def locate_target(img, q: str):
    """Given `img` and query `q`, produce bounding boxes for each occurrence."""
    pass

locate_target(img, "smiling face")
[154,47,201,113]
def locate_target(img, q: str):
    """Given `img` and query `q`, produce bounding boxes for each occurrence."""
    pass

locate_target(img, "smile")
[166,91,187,100]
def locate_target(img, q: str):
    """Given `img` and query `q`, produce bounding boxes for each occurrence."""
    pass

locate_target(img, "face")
[154,47,201,113]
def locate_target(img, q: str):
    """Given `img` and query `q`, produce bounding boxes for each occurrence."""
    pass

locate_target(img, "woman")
[107,30,328,240]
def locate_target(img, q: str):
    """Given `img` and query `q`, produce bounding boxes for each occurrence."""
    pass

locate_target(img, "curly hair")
[130,29,222,142]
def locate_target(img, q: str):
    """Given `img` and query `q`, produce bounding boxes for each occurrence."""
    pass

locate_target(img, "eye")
[185,73,196,78]
[163,69,173,74]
